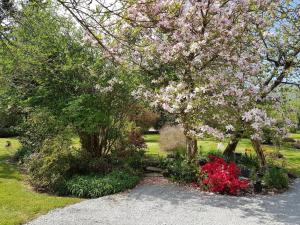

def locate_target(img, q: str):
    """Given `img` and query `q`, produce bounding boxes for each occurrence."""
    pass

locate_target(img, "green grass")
[290,133,300,140]
[145,134,300,176]
[144,134,166,156]
[0,138,81,225]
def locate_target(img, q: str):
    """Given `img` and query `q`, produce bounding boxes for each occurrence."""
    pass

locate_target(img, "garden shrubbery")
[18,110,64,156]
[199,155,249,195]
[263,166,289,190]
[197,153,291,195]
[26,135,76,192]
[63,170,140,198]
[159,148,291,195]
[24,137,144,195]
[13,146,32,163]
[160,153,198,183]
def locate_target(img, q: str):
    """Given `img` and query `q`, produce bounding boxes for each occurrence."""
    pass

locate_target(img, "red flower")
[200,155,249,195]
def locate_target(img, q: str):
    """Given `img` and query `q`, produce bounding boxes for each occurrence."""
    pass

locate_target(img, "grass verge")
[0,138,81,225]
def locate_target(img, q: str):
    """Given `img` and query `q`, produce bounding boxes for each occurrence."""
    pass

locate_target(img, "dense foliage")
[1,3,139,157]
[160,154,198,183]
[263,167,289,190]
[26,135,76,192]
[0,3,147,196]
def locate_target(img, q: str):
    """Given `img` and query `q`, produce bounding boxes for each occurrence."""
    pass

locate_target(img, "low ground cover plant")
[63,170,140,198]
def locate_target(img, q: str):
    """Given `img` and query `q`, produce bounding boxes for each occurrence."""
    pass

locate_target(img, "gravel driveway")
[26,179,300,225]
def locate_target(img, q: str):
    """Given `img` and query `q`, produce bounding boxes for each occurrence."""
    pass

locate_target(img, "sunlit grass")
[289,133,300,140]
[0,138,81,225]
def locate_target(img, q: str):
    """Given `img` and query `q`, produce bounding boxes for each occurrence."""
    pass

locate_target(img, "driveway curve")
[26,179,300,225]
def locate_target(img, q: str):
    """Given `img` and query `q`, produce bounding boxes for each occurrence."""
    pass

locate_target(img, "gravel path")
[26,179,300,225]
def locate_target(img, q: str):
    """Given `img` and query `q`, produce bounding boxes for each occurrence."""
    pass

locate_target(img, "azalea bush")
[200,155,249,195]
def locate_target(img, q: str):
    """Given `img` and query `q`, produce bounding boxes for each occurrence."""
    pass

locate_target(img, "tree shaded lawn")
[0,138,81,225]
[144,134,300,176]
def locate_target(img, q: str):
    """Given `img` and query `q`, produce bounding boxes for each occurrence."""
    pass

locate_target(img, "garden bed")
[146,149,297,196]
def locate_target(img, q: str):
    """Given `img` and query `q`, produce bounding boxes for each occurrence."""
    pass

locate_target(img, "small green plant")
[161,155,198,183]
[124,149,145,169]
[63,170,140,198]
[263,166,289,190]
[237,154,260,169]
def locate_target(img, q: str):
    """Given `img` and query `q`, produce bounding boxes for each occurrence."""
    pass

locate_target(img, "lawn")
[290,133,300,140]
[0,138,81,225]
[144,134,300,176]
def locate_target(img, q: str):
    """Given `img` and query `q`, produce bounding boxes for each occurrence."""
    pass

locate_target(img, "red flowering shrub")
[128,130,146,149]
[200,155,249,195]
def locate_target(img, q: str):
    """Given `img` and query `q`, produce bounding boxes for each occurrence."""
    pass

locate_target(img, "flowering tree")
[222,0,300,158]
[57,0,299,166]
[115,0,276,162]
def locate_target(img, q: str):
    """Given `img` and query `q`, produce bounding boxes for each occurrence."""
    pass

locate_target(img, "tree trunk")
[251,139,266,168]
[186,136,198,161]
[78,132,102,157]
[223,137,240,156]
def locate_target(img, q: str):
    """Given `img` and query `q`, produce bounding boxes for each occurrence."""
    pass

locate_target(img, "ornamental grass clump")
[200,155,249,195]
[159,125,186,152]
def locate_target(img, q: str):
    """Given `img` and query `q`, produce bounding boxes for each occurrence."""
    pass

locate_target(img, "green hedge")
[63,170,140,198]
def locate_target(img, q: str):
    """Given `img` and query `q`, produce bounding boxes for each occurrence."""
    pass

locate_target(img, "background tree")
[0,2,137,158]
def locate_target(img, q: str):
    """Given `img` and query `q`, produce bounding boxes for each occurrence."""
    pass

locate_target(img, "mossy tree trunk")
[223,127,245,156]
[186,136,198,161]
[79,132,102,157]
[78,128,112,158]
[251,138,267,167]
[223,135,240,156]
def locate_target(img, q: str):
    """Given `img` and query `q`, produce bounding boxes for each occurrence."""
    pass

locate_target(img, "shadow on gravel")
[129,180,300,225]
